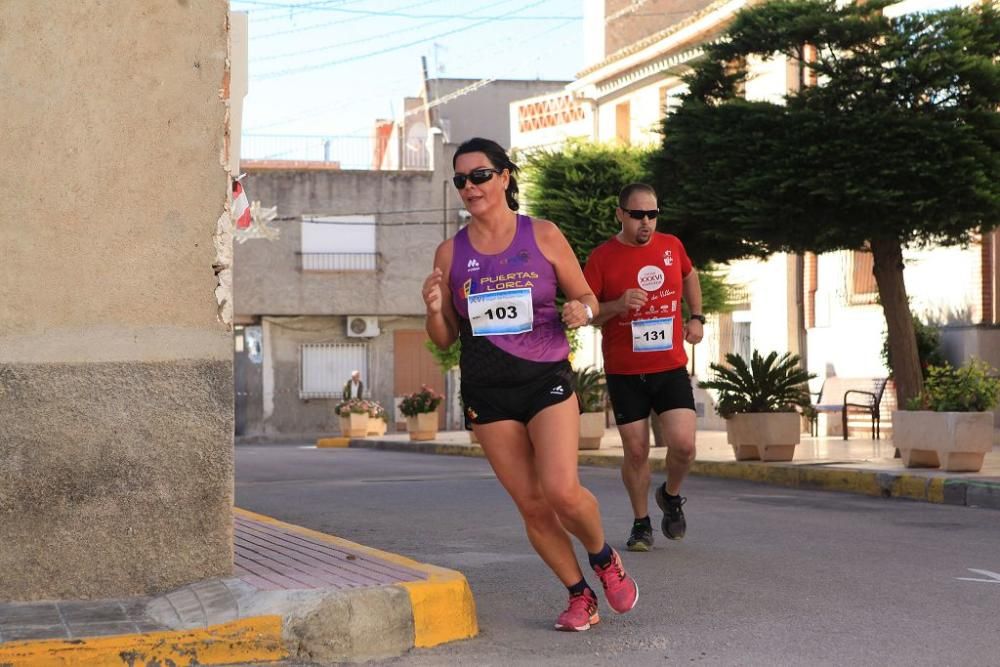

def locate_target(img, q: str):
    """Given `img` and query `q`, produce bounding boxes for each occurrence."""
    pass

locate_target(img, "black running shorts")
[461,360,574,425]
[606,367,695,425]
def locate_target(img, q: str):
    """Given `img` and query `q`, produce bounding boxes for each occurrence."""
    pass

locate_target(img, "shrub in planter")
[365,400,388,436]
[895,360,1000,471]
[336,398,370,437]
[400,385,443,441]
[700,351,814,461]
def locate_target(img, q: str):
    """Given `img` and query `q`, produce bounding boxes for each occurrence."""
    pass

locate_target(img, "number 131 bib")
[468,287,534,336]
[631,317,673,352]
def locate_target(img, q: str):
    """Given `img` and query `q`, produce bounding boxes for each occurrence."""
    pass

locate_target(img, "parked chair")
[810,377,888,440]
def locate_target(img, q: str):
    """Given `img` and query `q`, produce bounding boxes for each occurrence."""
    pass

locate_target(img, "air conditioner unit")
[346,316,380,338]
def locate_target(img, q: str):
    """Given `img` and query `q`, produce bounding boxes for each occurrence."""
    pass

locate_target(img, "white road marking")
[955,569,1000,584]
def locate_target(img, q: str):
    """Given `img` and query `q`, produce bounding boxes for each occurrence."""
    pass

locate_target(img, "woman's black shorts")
[606,367,695,425]
[461,360,574,425]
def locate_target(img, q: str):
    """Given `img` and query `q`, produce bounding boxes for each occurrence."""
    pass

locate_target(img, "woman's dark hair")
[453,137,520,211]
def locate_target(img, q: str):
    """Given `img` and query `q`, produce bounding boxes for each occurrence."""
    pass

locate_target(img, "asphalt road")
[236,444,1000,667]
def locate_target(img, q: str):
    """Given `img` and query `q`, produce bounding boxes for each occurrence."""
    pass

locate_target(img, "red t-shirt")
[584,233,693,375]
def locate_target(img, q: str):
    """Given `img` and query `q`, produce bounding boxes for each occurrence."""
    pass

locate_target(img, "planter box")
[579,412,605,450]
[726,412,801,462]
[339,413,368,438]
[406,412,438,441]
[893,410,993,472]
[367,418,387,436]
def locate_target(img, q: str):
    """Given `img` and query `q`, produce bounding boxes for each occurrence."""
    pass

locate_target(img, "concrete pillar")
[0,1,234,600]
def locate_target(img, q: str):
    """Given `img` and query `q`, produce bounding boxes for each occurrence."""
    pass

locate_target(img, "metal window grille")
[300,343,368,399]
[299,252,379,271]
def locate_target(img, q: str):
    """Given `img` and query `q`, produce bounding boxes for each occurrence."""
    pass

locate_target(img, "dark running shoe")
[655,485,687,540]
[625,520,654,552]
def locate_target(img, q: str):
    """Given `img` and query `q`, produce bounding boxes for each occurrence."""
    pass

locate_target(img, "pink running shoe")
[592,548,639,614]
[554,589,600,632]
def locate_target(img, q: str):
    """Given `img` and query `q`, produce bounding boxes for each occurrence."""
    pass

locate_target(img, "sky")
[231,0,585,148]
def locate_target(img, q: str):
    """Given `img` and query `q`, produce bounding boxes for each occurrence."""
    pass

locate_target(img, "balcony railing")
[298,252,380,272]
[241,134,431,171]
[242,135,373,169]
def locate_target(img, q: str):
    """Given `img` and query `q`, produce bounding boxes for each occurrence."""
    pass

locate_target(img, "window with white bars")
[301,216,376,271]
[300,343,368,399]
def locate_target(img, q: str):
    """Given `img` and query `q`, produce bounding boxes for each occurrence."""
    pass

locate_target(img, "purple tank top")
[450,214,570,363]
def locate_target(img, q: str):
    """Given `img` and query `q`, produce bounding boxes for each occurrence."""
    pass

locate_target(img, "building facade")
[235,78,570,438]
[509,0,999,432]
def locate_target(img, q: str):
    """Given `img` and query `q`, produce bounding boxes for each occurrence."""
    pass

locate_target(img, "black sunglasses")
[453,168,502,190]
[624,208,659,220]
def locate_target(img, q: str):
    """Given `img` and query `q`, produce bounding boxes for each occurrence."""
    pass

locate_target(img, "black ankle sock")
[634,516,652,528]
[587,543,613,569]
[662,484,679,500]
[567,579,592,597]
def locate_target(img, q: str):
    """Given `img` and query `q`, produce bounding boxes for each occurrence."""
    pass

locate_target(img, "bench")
[809,377,889,440]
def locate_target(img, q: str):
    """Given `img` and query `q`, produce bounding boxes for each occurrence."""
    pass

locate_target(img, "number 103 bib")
[468,288,534,336]
[631,317,673,352]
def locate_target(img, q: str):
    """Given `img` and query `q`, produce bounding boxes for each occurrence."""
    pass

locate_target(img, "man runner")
[584,182,704,552]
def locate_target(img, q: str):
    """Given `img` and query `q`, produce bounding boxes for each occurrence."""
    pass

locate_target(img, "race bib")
[631,317,673,352]
[468,287,533,336]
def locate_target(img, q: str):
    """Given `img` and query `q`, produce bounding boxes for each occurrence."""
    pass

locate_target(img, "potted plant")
[336,398,370,438]
[399,385,443,441]
[700,350,814,462]
[366,400,388,436]
[894,359,1000,472]
[572,366,607,450]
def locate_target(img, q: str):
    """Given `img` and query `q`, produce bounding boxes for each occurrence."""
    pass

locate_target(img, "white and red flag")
[232,180,251,230]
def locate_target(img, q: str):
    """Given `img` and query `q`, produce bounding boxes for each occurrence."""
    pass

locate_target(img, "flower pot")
[340,412,368,438]
[579,412,605,450]
[893,410,993,472]
[367,417,387,436]
[726,412,801,462]
[406,411,438,441]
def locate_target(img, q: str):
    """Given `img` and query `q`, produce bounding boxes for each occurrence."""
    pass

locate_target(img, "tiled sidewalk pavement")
[234,513,426,592]
[0,512,429,644]
[0,598,165,643]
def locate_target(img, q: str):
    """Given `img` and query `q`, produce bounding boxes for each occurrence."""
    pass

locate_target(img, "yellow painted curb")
[0,616,285,667]
[798,468,881,496]
[234,508,478,649]
[893,474,931,501]
[400,573,478,648]
[926,477,945,503]
[317,436,350,448]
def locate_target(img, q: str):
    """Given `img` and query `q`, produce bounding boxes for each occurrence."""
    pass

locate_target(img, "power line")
[254,13,578,63]
[243,0,554,18]
[403,17,579,118]
[233,0,365,14]
[234,0,369,23]
[245,15,578,132]
[253,0,549,80]
[253,0,446,39]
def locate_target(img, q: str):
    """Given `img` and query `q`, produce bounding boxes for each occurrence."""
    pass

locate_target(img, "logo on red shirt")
[637,265,665,291]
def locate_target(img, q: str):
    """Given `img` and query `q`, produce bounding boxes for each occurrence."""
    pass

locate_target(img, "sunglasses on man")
[453,167,503,190]
[623,209,659,220]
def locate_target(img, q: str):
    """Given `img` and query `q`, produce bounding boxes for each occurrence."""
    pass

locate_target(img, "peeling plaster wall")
[0,1,234,599]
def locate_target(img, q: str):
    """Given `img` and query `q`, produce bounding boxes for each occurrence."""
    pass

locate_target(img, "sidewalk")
[0,509,476,666]
[348,428,1000,510]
